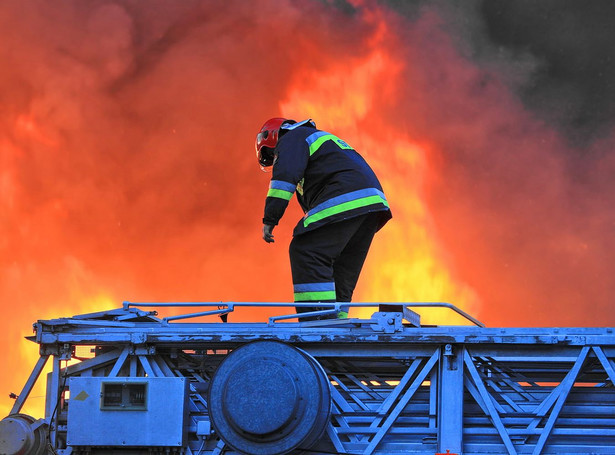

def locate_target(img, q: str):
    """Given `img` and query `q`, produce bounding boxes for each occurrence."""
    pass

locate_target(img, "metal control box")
[67,376,188,447]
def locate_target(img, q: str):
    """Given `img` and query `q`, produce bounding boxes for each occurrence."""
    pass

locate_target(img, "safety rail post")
[438,344,464,454]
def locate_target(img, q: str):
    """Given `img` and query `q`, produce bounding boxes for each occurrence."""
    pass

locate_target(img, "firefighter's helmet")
[255,117,288,170]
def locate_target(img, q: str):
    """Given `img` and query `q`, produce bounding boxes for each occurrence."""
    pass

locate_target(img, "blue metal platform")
[2,302,615,455]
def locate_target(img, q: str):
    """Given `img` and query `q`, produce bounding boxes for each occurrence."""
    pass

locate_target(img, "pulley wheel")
[208,341,331,455]
[0,414,47,455]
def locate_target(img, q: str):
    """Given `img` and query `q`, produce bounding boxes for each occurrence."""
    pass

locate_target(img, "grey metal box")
[67,377,187,447]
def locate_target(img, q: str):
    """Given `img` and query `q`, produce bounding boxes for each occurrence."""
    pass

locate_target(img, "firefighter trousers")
[289,212,384,320]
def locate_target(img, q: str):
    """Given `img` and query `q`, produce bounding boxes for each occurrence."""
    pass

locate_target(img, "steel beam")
[6,304,615,454]
[10,355,49,415]
[531,347,589,455]
[438,345,464,453]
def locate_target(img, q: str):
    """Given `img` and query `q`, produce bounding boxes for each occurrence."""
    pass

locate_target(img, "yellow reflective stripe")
[267,188,293,200]
[304,195,388,227]
[294,291,337,301]
[308,134,353,156]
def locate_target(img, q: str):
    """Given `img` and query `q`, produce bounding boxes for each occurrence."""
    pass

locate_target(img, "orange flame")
[280,9,480,324]
[3,0,612,420]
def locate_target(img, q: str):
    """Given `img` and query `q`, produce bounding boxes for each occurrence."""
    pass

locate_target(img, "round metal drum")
[208,341,331,455]
[0,414,47,455]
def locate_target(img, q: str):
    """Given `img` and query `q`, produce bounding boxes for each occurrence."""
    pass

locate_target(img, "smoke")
[1,0,614,417]
[376,0,615,325]
[480,0,615,143]
[0,0,320,415]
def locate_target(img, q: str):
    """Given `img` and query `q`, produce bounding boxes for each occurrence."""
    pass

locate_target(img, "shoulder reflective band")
[281,118,315,131]
[267,180,296,200]
[294,282,336,302]
[303,188,389,227]
[305,131,353,156]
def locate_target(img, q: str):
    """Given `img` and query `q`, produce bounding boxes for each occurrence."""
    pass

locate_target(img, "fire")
[15,115,58,147]
[2,0,612,421]
[280,9,480,324]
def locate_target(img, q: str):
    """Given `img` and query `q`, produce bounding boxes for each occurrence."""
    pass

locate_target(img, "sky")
[1,0,614,417]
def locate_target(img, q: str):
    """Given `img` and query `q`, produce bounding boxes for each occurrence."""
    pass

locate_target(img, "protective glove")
[262,224,275,243]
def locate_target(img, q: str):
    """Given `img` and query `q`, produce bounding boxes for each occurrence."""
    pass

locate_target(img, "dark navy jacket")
[263,120,391,236]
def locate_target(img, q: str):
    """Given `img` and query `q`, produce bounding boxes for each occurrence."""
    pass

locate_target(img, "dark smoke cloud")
[375,0,615,326]
[385,0,615,144]
[481,0,615,145]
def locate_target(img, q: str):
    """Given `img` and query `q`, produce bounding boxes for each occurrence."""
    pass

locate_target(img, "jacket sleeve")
[262,134,309,226]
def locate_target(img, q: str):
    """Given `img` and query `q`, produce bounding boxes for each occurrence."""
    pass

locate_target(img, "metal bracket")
[443,344,457,370]
[40,343,73,358]
[378,304,421,327]
[131,345,156,356]
[60,343,73,361]
[370,312,403,333]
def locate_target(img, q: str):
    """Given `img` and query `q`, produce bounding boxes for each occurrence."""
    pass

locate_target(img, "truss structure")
[5,302,615,454]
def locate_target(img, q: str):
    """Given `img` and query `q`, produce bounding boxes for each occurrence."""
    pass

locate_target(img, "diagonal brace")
[363,349,439,455]
[10,355,50,415]
[464,351,517,455]
[593,346,615,386]
[531,346,589,455]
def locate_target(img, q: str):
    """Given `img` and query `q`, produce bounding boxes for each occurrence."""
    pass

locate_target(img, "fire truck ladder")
[1,302,614,455]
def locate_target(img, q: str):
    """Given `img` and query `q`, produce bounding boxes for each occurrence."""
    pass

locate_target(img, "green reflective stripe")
[308,134,353,156]
[267,188,293,200]
[304,195,389,227]
[337,311,349,319]
[294,291,337,301]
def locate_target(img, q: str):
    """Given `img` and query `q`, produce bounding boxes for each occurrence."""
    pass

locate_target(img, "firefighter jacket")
[263,119,392,236]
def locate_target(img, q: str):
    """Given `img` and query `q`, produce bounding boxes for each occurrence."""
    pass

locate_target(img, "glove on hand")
[262,224,275,243]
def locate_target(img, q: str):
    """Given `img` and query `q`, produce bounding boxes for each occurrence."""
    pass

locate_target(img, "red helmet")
[255,117,288,170]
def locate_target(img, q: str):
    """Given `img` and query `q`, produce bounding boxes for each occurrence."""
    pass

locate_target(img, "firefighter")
[256,118,392,320]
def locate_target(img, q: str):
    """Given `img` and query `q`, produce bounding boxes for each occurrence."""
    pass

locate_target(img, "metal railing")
[122,301,485,327]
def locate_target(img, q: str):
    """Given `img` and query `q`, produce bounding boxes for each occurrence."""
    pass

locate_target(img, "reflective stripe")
[294,282,335,293]
[306,131,328,146]
[270,180,296,192]
[293,282,336,302]
[306,131,353,156]
[303,188,389,227]
[294,291,337,301]
[281,119,315,131]
[267,189,293,200]
[267,180,295,200]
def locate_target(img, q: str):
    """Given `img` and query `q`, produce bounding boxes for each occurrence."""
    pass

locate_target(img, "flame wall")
[1,0,614,417]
